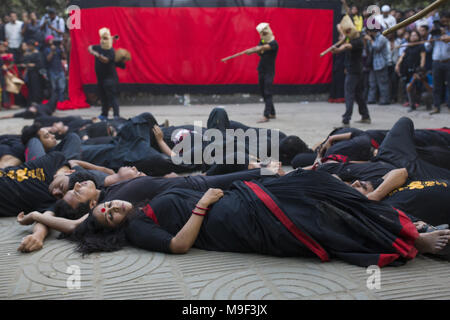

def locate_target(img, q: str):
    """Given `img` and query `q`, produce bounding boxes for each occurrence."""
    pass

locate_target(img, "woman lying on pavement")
[17,169,450,268]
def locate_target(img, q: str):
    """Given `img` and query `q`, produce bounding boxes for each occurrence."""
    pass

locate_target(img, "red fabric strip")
[370,139,379,149]
[244,181,330,262]
[426,128,450,135]
[142,204,159,225]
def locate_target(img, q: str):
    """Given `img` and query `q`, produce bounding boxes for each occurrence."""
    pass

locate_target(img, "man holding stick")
[245,23,279,123]
[331,16,371,127]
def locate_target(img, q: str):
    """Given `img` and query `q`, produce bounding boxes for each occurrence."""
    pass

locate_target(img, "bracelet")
[195,205,210,211]
[192,210,206,217]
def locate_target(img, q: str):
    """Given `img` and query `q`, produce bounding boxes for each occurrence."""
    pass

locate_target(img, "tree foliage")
[1,0,69,17]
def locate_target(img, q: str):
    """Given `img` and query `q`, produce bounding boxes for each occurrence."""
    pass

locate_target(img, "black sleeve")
[105,49,115,62]
[269,40,278,51]
[351,38,363,51]
[125,216,173,253]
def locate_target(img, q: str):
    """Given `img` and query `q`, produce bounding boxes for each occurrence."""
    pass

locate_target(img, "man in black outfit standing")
[331,16,371,127]
[245,23,279,123]
[88,27,120,121]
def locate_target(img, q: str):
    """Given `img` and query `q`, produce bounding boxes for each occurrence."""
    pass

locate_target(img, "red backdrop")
[59,4,337,110]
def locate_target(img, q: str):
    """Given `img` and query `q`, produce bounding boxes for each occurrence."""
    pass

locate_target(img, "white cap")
[381,5,390,13]
[256,23,269,33]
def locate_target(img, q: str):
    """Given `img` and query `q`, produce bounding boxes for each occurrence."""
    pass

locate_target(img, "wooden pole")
[320,38,346,57]
[383,0,449,36]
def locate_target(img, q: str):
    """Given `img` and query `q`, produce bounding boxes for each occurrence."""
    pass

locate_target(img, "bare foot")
[257,117,269,123]
[415,230,450,254]
[414,221,427,231]
[265,161,285,176]
[248,162,262,170]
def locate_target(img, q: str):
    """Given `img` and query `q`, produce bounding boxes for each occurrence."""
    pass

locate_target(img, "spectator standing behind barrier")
[419,25,433,72]
[388,32,400,103]
[376,5,397,30]
[407,67,433,112]
[22,13,43,47]
[366,26,390,105]
[44,35,66,102]
[429,13,450,115]
[395,30,426,108]
[4,12,23,62]
[19,40,43,105]
[40,8,65,46]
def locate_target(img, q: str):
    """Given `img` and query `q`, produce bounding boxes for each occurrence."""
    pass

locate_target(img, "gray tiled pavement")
[0,101,449,300]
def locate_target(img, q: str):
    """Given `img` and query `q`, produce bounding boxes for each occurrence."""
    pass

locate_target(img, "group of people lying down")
[0,108,449,268]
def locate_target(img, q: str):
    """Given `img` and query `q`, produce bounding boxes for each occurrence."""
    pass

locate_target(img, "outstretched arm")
[366,168,408,201]
[153,125,176,157]
[68,159,115,176]
[169,188,224,254]
[17,211,88,234]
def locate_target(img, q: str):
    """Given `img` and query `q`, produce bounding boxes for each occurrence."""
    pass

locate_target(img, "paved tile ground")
[0,101,449,300]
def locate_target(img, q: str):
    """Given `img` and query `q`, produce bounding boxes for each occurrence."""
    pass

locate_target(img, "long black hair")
[66,201,146,256]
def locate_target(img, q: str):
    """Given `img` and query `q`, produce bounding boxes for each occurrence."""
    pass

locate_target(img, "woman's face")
[118,166,146,180]
[410,32,419,42]
[93,200,133,228]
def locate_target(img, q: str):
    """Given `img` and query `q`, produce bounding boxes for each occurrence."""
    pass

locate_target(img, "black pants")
[27,70,42,105]
[432,60,450,111]
[343,73,370,124]
[98,78,120,117]
[375,117,450,180]
[258,71,275,118]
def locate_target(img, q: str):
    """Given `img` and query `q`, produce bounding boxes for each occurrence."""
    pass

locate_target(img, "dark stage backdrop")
[60,0,340,110]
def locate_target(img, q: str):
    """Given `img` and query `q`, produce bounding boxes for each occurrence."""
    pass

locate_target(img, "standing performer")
[88,28,120,121]
[245,23,279,123]
[331,15,371,127]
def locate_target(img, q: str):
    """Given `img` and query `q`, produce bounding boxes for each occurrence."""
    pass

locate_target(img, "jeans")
[343,73,370,124]
[432,60,450,110]
[49,70,66,102]
[368,67,390,104]
[258,71,275,118]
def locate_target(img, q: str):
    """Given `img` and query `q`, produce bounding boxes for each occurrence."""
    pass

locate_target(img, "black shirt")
[317,161,396,182]
[258,40,278,74]
[401,44,425,73]
[345,36,364,74]
[383,180,449,226]
[92,45,118,81]
[73,165,108,188]
[0,152,67,217]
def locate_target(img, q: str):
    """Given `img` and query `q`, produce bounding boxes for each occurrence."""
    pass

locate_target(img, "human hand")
[152,125,164,141]
[199,188,224,207]
[17,234,43,253]
[17,211,36,226]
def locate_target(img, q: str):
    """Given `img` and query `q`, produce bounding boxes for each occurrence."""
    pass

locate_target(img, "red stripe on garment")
[426,128,450,135]
[376,208,419,267]
[142,204,159,225]
[370,139,379,149]
[244,181,330,262]
[25,148,29,162]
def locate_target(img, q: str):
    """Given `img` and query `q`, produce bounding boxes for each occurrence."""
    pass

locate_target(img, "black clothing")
[258,40,278,74]
[92,45,120,117]
[383,180,450,226]
[0,152,66,216]
[73,165,108,188]
[345,36,364,74]
[317,161,396,182]
[125,170,419,267]
[258,40,278,118]
[0,135,25,161]
[374,117,450,180]
[99,169,264,204]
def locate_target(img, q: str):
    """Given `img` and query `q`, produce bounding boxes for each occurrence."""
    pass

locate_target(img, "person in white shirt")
[4,12,23,61]
[376,5,397,31]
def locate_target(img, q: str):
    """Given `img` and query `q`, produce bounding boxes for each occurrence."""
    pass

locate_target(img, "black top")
[0,152,67,217]
[401,44,425,73]
[383,180,449,226]
[258,40,278,74]
[22,51,43,72]
[317,161,396,182]
[345,36,364,74]
[92,45,118,81]
[73,165,108,188]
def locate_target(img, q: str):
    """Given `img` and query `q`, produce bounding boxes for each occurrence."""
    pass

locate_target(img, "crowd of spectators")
[0,7,70,110]
[329,2,450,115]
